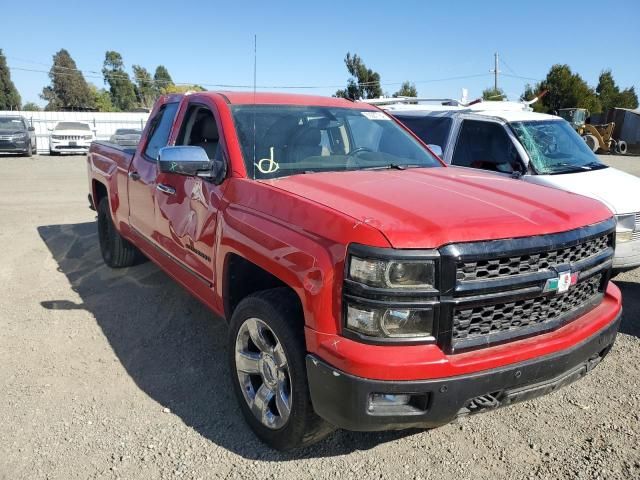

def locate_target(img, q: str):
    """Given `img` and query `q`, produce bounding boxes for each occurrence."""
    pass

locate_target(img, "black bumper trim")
[306,310,621,431]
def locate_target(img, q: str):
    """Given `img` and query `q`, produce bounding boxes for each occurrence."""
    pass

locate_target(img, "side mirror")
[158,146,212,176]
[427,144,443,157]
[28,126,35,132]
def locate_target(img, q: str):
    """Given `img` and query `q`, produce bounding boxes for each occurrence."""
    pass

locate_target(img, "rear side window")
[451,120,523,174]
[394,115,452,152]
[144,102,179,160]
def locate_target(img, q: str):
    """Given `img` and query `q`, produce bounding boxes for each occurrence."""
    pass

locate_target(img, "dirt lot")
[1,154,639,480]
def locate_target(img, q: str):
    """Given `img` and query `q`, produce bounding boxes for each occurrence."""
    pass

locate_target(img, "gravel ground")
[1,153,639,480]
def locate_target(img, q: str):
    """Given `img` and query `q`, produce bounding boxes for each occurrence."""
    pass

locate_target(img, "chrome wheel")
[235,317,292,429]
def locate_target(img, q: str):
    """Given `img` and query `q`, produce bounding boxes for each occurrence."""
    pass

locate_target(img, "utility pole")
[492,52,500,91]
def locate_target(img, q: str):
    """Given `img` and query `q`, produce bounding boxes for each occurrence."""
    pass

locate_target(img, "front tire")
[228,288,333,450]
[97,197,140,268]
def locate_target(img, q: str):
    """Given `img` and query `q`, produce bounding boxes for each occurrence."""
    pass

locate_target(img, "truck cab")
[87,92,622,450]
[384,101,640,272]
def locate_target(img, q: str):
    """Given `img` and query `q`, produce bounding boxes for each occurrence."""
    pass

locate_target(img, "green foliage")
[22,102,41,111]
[154,65,174,93]
[161,84,205,94]
[132,65,155,108]
[393,81,418,98]
[596,70,638,111]
[40,49,95,111]
[520,64,600,113]
[482,87,505,101]
[102,51,137,112]
[0,49,21,110]
[335,53,382,100]
[88,84,116,112]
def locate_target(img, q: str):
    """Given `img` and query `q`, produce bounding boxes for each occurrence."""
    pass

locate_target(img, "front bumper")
[0,139,29,152]
[50,141,91,153]
[307,309,621,431]
[613,238,640,271]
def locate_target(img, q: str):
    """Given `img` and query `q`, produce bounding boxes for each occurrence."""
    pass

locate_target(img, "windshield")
[0,117,25,131]
[114,129,140,135]
[231,105,441,179]
[510,120,606,175]
[56,122,90,131]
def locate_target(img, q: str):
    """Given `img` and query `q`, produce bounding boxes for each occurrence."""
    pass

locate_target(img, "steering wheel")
[347,146,374,157]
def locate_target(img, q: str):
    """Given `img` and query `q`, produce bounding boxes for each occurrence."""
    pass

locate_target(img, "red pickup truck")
[87,91,622,450]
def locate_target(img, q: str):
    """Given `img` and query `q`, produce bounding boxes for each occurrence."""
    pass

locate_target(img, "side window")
[176,105,220,161]
[395,115,452,152]
[452,120,522,174]
[143,102,179,160]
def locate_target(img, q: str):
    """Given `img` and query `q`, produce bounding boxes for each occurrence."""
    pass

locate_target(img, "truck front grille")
[453,274,602,342]
[456,234,610,282]
[438,219,615,353]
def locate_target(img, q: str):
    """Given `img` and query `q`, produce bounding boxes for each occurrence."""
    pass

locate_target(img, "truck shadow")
[37,222,418,460]
[614,280,640,339]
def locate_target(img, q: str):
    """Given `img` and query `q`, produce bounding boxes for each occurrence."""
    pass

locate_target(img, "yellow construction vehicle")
[557,108,627,154]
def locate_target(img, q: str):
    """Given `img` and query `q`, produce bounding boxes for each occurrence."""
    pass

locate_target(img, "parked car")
[381,100,640,273]
[49,121,94,155]
[109,128,142,147]
[0,115,37,156]
[88,92,621,450]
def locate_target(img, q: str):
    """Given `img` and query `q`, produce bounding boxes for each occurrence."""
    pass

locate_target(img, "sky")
[3,0,639,107]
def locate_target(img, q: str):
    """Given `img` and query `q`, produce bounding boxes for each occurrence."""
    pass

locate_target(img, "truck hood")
[263,167,613,248]
[525,166,640,215]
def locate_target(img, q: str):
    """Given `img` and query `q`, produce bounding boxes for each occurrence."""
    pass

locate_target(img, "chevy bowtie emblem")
[544,269,580,294]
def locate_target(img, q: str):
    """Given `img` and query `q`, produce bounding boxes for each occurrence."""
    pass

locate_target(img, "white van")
[378,99,640,272]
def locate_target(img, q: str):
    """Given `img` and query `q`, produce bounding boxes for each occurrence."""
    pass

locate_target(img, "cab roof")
[191,91,376,109]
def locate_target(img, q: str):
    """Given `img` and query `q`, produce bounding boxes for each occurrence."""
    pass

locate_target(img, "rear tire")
[228,288,334,450]
[97,197,140,268]
[617,140,628,155]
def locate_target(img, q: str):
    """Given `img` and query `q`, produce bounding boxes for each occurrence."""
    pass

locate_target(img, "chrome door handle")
[156,184,176,195]
[128,171,140,181]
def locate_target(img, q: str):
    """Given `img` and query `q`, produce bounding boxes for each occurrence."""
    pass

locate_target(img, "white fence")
[0,110,150,153]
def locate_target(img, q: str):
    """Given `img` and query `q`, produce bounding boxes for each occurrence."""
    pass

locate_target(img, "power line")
[9,63,492,90]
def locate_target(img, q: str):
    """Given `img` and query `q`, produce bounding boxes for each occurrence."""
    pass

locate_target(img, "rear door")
[128,101,180,240]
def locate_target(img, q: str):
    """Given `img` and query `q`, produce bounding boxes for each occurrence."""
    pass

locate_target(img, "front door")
[154,99,227,283]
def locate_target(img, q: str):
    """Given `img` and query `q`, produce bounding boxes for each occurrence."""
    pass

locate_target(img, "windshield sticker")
[255,146,280,174]
[361,111,390,121]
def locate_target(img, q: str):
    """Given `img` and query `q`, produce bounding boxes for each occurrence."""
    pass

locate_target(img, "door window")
[143,102,179,160]
[452,120,523,174]
[176,105,221,160]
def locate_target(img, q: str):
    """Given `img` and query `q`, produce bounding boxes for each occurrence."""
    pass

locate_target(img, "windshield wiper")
[359,163,426,171]
[581,161,608,170]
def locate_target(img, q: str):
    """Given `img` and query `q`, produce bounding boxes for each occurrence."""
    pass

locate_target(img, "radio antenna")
[252,34,257,179]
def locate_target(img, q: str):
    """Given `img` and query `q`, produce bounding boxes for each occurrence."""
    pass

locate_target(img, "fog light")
[367,393,429,415]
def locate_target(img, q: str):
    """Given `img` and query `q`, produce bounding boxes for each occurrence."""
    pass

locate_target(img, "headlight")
[51,135,62,140]
[616,214,636,243]
[84,135,93,140]
[12,133,28,140]
[346,304,434,338]
[349,256,435,289]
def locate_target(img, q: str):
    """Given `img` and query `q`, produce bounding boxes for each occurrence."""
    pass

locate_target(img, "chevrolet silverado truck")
[87,91,622,450]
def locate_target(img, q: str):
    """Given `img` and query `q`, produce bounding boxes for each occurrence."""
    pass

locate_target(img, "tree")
[22,102,41,111]
[161,84,206,94]
[154,65,174,94]
[482,87,505,101]
[393,81,418,98]
[102,51,137,111]
[88,84,116,112]
[335,53,383,100]
[596,70,638,111]
[0,49,21,110]
[132,65,155,108]
[520,64,600,113]
[40,49,95,111]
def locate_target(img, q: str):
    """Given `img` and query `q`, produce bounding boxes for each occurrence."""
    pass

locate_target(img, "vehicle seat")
[192,117,219,160]
[287,127,322,163]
